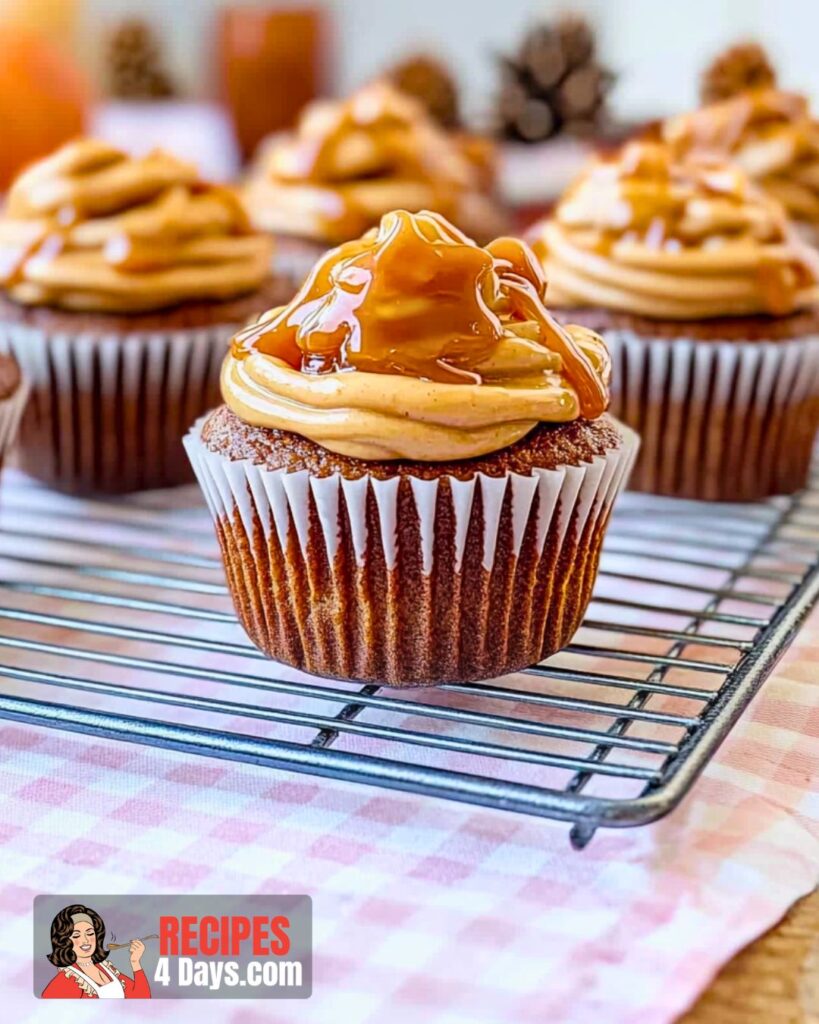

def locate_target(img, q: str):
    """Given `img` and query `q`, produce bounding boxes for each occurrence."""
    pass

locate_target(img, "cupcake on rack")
[244,81,507,282]
[184,209,636,687]
[663,88,819,244]
[528,140,819,500]
[0,140,291,494]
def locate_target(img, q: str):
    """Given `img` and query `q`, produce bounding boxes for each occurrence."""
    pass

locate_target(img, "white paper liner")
[0,320,236,494]
[604,329,819,500]
[184,415,638,686]
[186,417,638,576]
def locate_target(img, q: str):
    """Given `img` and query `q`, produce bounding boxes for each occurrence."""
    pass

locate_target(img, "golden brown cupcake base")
[187,410,636,687]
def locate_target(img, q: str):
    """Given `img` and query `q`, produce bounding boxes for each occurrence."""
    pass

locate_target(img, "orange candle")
[218,5,326,161]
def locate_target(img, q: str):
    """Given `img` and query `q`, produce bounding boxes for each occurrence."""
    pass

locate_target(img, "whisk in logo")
[33,895,312,1000]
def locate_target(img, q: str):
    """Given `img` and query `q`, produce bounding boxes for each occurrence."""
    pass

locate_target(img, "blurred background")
[2,0,818,194]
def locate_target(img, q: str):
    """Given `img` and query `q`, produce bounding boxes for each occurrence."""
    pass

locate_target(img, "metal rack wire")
[0,467,816,847]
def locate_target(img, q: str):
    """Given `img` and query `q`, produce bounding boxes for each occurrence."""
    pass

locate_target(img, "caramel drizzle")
[486,236,607,417]
[556,142,818,306]
[668,89,813,157]
[234,210,606,418]
[282,84,461,187]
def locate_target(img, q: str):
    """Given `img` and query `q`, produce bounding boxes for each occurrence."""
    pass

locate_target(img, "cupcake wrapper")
[0,322,235,494]
[606,330,819,501]
[184,417,638,687]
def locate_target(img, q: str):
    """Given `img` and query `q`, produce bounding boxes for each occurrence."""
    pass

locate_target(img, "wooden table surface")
[682,889,819,1023]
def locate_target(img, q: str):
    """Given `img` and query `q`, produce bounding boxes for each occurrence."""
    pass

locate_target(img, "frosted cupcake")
[663,89,819,242]
[529,141,819,500]
[244,81,506,282]
[0,140,288,493]
[185,209,636,687]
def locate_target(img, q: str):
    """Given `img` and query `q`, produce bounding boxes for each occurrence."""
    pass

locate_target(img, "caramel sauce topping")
[534,138,819,320]
[664,88,812,159]
[234,210,607,418]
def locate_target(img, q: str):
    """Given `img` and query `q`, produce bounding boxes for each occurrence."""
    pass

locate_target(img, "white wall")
[80,0,819,121]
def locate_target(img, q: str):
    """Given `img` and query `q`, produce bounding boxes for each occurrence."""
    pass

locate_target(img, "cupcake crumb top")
[201,404,622,480]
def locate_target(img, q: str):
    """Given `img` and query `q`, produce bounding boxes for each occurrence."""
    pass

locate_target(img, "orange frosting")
[234,209,606,418]
[530,140,819,320]
[0,140,271,312]
[244,82,503,245]
[663,89,819,225]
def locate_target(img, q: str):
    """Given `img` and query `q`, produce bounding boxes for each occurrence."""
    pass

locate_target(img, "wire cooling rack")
[0,467,816,848]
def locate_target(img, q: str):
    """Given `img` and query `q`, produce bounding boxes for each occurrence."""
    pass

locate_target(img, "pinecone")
[106,19,176,100]
[496,15,614,143]
[700,42,776,104]
[387,54,460,129]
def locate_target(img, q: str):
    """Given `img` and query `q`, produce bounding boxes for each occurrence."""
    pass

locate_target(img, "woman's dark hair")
[47,904,109,966]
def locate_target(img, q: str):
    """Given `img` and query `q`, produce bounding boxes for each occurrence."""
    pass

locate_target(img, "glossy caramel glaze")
[531,140,819,320]
[234,209,607,417]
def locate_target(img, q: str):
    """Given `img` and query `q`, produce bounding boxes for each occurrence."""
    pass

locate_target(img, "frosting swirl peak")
[531,140,819,319]
[223,210,610,461]
[244,82,503,245]
[663,88,819,225]
[0,139,271,312]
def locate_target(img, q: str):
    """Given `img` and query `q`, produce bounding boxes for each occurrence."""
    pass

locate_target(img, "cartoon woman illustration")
[40,904,151,999]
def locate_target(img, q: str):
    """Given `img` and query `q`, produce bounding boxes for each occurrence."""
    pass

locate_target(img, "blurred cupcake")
[185,209,636,687]
[663,88,819,244]
[0,139,291,494]
[529,141,819,500]
[244,81,507,282]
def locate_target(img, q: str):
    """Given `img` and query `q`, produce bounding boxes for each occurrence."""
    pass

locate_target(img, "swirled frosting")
[0,139,272,312]
[664,89,819,225]
[222,209,610,461]
[530,140,819,320]
[244,82,503,245]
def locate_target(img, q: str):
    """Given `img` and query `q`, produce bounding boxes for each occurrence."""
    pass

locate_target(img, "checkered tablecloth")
[1,597,817,1023]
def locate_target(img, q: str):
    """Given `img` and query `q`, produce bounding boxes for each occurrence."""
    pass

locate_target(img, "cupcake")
[244,81,507,282]
[529,140,819,500]
[184,209,636,687]
[663,89,819,243]
[0,139,291,494]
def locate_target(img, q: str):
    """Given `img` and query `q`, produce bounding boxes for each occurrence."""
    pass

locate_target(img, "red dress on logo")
[41,962,151,998]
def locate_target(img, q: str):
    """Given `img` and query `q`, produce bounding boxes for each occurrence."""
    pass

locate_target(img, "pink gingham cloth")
[1,601,817,1024]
